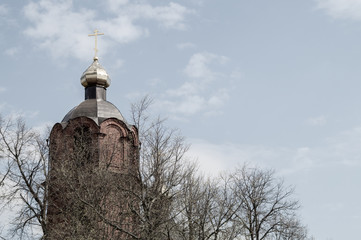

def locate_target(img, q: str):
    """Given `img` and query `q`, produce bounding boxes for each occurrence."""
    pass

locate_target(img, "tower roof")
[80,57,111,88]
[62,99,125,125]
[62,57,125,125]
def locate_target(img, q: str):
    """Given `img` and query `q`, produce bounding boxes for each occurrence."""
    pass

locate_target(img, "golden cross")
[88,29,104,59]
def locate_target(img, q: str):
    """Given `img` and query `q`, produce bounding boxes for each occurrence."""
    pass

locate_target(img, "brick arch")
[64,116,100,136]
[100,118,128,138]
[130,125,140,147]
[99,119,125,171]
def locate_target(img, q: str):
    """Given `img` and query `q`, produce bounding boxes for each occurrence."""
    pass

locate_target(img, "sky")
[1,0,361,239]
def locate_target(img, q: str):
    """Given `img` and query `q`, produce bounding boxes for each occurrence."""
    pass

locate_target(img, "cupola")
[80,57,111,88]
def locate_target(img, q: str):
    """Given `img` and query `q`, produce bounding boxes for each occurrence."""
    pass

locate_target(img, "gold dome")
[80,57,111,88]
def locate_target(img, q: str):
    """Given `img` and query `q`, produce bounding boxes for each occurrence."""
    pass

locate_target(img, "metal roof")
[62,99,125,125]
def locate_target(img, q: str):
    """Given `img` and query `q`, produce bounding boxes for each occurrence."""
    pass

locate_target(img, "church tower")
[47,44,140,239]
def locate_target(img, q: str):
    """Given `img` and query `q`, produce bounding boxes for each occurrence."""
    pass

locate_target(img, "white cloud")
[23,0,193,60]
[96,16,146,45]
[189,124,361,178]
[4,110,39,121]
[0,103,6,112]
[188,140,274,176]
[156,52,233,117]
[113,59,124,69]
[306,115,327,126]
[123,3,193,30]
[177,42,196,50]
[188,140,321,177]
[4,47,19,57]
[23,0,96,60]
[161,95,206,116]
[125,91,151,101]
[324,126,361,166]
[315,0,361,20]
[147,77,162,87]
[33,121,53,136]
[322,202,345,212]
[189,140,304,177]
[0,4,10,27]
[107,0,129,10]
[0,87,6,93]
[0,4,8,16]
[184,52,228,79]
[208,88,229,108]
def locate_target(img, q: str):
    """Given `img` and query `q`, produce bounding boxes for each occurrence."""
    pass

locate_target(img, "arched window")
[73,126,93,167]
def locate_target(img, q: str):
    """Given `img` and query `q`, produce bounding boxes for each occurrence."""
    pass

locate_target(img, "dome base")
[62,99,125,125]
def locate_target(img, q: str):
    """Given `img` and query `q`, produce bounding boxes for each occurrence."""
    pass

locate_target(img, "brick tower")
[47,56,140,239]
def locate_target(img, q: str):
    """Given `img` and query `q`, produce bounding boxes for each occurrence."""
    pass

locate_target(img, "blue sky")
[1,0,361,239]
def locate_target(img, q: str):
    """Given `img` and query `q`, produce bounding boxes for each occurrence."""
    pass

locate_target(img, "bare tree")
[130,96,191,240]
[0,115,48,239]
[274,216,309,240]
[230,165,300,240]
[174,170,239,240]
[0,98,312,240]
[206,175,240,240]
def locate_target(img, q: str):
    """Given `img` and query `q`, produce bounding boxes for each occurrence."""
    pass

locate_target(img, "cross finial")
[88,29,104,60]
